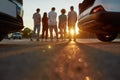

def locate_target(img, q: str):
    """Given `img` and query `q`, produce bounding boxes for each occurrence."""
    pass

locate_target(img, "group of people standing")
[30,6,77,42]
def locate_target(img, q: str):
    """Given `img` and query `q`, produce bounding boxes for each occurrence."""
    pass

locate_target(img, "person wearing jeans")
[48,7,58,41]
[58,9,67,40]
[41,12,48,41]
[68,6,77,41]
[31,8,41,41]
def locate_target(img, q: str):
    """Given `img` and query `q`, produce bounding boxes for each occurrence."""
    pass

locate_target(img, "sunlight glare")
[70,29,74,35]
[48,45,52,49]
[85,76,90,80]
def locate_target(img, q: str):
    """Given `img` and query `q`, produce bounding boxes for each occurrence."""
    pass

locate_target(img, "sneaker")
[30,39,33,41]
[45,39,48,42]
[36,39,39,42]
[74,39,76,41]
[51,39,53,42]
[41,39,43,42]
[63,39,66,41]
[56,39,59,42]
[69,39,71,41]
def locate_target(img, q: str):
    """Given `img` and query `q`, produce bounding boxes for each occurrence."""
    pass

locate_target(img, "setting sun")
[70,29,75,35]
[68,26,79,36]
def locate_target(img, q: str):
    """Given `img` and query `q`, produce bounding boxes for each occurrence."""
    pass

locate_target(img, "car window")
[79,0,95,13]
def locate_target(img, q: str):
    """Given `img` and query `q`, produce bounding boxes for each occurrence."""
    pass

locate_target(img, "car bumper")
[13,36,22,39]
[0,12,24,33]
[78,11,120,33]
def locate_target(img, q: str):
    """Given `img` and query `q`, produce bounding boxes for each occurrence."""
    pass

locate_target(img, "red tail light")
[92,5,104,13]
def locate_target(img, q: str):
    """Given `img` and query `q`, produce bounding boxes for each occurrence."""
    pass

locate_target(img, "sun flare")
[70,29,75,35]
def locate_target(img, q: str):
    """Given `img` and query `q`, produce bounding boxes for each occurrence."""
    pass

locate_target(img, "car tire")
[0,33,7,41]
[96,32,118,42]
[13,37,15,39]
[0,35,4,41]
[19,37,22,39]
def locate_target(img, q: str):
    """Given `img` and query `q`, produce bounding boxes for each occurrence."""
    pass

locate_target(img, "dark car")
[0,0,24,41]
[78,0,120,42]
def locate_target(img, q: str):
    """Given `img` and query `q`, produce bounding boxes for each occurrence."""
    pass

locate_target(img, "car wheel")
[0,33,7,41]
[13,37,15,39]
[19,37,22,39]
[0,35,4,41]
[96,32,118,42]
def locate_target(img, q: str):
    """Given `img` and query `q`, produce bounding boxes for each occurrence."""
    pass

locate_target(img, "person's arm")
[58,15,60,28]
[68,12,70,22]
[75,12,77,22]
[39,14,41,22]
[33,13,35,19]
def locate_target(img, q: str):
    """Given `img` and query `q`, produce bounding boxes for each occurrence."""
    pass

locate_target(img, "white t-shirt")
[48,11,57,26]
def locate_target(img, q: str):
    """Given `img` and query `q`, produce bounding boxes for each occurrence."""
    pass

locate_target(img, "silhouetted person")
[31,8,41,41]
[68,6,77,41]
[41,12,48,41]
[48,7,58,41]
[58,9,67,40]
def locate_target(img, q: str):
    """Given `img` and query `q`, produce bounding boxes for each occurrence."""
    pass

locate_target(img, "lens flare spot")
[85,76,90,80]
[78,58,83,62]
[48,45,52,49]
[68,55,72,59]
[42,50,46,53]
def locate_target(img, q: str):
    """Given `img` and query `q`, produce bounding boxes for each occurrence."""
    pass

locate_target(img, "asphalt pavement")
[0,39,120,80]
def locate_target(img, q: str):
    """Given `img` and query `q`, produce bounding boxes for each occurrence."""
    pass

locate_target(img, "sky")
[23,0,83,31]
